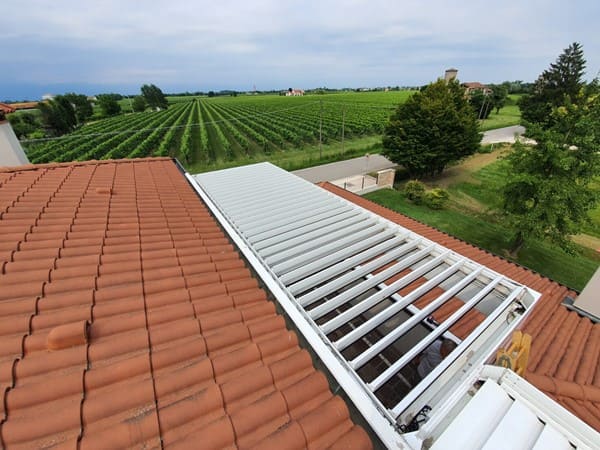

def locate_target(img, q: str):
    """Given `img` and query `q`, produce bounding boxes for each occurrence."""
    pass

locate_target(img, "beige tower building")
[444,68,458,82]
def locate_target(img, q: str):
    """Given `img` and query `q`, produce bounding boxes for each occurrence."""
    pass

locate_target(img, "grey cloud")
[1,0,598,98]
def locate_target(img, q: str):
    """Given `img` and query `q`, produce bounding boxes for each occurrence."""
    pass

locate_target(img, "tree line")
[9,84,169,139]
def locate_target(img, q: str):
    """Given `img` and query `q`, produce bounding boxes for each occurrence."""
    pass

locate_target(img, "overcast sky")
[2,0,599,100]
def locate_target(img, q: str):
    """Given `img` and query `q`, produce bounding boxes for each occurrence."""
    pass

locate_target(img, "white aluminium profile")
[338,260,470,356]
[185,172,409,448]
[369,277,510,392]
[390,285,525,418]
[307,244,438,319]
[192,163,541,446]
[421,365,600,450]
[317,250,451,332]
[289,234,412,295]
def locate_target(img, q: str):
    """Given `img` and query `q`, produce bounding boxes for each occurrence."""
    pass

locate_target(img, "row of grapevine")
[126,102,194,159]
[198,104,209,162]
[204,103,250,153]
[223,104,312,146]
[208,103,273,154]
[27,111,155,163]
[200,102,233,160]
[217,104,288,150]
[153,102,194,157]
[24,91,407,167]
[101,104,187,160]
[178,100,198,164]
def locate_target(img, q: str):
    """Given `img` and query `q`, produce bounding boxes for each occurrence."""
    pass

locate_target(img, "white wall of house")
[0,121,29,166]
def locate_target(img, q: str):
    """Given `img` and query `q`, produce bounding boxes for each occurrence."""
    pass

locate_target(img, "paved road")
[293,126,527,183]
[292,154,396,183]
[481,125,525,144]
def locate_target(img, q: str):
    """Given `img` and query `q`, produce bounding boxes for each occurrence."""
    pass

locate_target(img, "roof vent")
[95,187,112,195]
[46,320,89,351]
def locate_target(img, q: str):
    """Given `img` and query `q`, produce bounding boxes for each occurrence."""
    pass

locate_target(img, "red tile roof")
[320,182,600,432]
[0,158,372,449]
[0,103,15,115]
[462,82,488,89]
[5,102,39,111]
[0,103,15,120]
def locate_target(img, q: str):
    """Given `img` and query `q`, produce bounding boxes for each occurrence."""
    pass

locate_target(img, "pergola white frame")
[191,163,541,448]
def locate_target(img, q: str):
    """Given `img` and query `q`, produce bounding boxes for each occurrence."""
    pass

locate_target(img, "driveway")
[481,125,525,144]
[293,126,528,183]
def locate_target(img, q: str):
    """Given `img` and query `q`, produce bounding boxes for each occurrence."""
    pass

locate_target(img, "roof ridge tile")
[0,157,173,174]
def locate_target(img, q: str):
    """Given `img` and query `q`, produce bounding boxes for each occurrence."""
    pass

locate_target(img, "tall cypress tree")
[519,42,586,127]
[504,43,599,256]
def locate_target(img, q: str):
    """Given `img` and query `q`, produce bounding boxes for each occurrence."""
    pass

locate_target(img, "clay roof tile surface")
[320,181,600,432]
[0,159,373,449]
[0,103,16,115]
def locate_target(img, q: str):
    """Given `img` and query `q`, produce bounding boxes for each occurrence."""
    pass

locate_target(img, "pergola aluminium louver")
[190,163,541,448]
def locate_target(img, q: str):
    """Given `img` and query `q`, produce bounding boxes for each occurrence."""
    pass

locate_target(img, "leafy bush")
[404,180,426,204]
[424,188,450,209]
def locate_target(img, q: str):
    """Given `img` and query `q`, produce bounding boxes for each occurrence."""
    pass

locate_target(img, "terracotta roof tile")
[0,160,373,449]
[3,102,38,112]
[320,181,600,431]
[0,103,16,115]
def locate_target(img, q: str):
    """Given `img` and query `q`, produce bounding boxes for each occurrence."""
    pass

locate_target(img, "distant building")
[0,107,30,167]
[286,88,304,97]
[41,93,55,101]
[5,101,39,111]
[462,82,492,96]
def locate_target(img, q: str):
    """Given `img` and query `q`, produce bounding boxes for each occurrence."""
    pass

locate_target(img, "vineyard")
[23,91,412,172]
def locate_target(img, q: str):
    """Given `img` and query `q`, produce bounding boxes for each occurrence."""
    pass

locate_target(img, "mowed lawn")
[187,135,384,173]
[478,95,522,132]
[365,153,600,291]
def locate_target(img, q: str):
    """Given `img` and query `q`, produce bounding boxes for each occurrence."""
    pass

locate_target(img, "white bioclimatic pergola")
[187,163,597,448]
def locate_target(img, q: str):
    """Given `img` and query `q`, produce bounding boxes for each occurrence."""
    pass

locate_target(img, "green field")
[24,91,412,171]
[478,94,522,131]
[365,154,600,291]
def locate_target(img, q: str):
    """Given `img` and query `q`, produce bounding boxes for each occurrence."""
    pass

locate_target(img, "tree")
[469,90,494,119]
[503,43,598,256]
[503,86,599,256]
[468,84,508,119]
[141,84,168,110]
[132,95,147,112]
[519,42,586,127]
[38,95,78,136]
[502,129,598,256]
[63,93,93,123]
[491,84,509,114]
[97,94,121,117]
[382,79,481,178]
[7,112,42,139]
